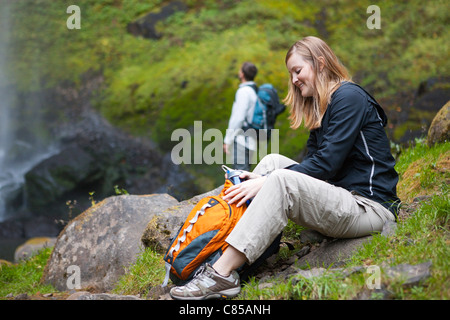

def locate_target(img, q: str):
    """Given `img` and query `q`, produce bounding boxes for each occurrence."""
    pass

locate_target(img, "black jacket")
[287,82,400,216]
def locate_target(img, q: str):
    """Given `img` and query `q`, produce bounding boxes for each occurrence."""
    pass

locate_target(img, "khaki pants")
[226,154,395,264]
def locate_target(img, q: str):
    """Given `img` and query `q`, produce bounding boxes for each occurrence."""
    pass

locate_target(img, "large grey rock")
[42,193,178,292]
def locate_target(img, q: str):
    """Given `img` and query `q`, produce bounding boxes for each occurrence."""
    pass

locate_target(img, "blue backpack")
[243,83,286,137]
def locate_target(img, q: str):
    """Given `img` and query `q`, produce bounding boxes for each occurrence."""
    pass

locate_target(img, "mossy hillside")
[7,0,166,90]
[396,139,449,203]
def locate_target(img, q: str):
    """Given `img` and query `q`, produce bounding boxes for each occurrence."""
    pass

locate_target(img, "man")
[223,62,258,171]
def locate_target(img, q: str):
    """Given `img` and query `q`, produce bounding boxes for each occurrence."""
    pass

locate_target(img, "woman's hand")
[222,174,267,207]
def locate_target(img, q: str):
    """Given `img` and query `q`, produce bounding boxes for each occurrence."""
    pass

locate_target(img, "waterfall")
[0,1,11,168]
[0,1,58,222]
[0,0,13,221]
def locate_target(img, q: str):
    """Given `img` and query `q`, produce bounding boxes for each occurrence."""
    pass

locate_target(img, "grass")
[0,247,55,298]
[395,138,449,203]
[111,246,166,296]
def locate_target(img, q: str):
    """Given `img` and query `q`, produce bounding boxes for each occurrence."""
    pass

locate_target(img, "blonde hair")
[283,36,351,130]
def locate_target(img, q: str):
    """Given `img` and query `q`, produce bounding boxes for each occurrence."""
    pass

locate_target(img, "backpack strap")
[162,262,172,288]
[245,83,258,94]
[241,83,270,131]
[162,201,213,287]
[241,83,259,129]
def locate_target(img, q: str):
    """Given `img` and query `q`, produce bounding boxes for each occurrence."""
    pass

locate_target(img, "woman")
[170,36,400,300]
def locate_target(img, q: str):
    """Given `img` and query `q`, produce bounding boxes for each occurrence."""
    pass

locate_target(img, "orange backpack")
[162,179,246,287]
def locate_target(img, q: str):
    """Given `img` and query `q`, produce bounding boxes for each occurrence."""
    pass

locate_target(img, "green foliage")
[114,185,129,195]
[241,271,356,300]
[0,248,55,298]
[88,191,96,206]
[395,139,449,176]
[112,247,166,296]
[395,139,449,202]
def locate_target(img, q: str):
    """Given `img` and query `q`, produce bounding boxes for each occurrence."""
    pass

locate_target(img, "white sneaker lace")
[186,265,215,291]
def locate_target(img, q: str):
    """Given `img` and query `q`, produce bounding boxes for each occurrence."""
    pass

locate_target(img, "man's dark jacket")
[287,82,400,217]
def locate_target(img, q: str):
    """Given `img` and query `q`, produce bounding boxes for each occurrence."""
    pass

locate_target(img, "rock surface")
[14,237,56,262]
[66,291,143,300]
[295,236,372,269]
[42,193,178,292]
[384,260,432,287]
[427,100,449,146]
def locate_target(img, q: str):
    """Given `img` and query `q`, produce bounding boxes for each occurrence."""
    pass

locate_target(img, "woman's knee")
[263,169,295,194]
[254,154,297,174]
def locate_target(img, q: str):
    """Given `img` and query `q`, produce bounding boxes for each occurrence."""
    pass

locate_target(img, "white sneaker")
[169,263,240,300]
